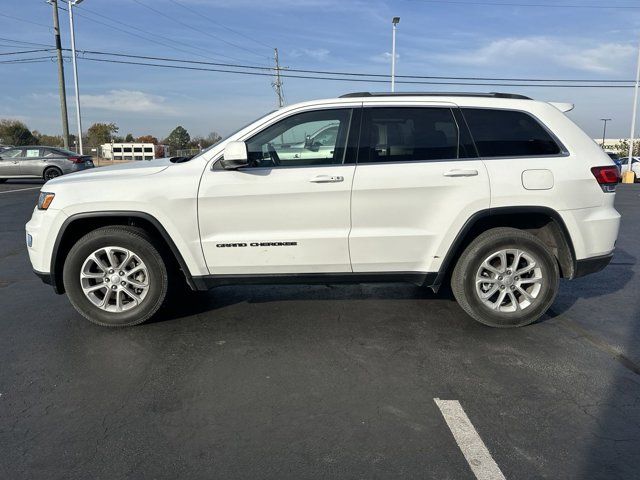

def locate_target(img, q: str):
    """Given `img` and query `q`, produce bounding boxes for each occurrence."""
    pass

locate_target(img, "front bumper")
[574,253,614,278]
[25,207,67,288]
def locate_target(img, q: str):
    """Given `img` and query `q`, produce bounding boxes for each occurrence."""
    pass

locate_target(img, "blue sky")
[2,0,640,140]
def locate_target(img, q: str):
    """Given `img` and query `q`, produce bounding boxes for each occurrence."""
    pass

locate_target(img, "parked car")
[0,146,94,183]
[0,145,13,153]
[617,156,640,181]
[26,92,620,328]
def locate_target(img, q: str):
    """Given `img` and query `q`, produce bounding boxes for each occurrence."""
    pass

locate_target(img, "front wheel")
[451,227,559,328]
[63,226,169,327]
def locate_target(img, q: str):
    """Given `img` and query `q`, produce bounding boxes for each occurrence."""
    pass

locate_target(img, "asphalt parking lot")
[1,180,639,479]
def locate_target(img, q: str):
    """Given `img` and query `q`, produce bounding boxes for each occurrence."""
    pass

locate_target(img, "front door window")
[246,109,352,168]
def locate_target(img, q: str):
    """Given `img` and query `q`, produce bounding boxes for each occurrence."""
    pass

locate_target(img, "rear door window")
[359,107,472,163]
[25,148,41,158]
[462,108,562,157]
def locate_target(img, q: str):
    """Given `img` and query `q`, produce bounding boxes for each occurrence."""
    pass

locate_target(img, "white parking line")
[0,187,40,194]
[434,398,507,480]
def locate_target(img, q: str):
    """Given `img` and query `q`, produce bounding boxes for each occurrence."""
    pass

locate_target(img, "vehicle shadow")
[151,282,455,325]
[0,179,45,186]
[545,247,636,319]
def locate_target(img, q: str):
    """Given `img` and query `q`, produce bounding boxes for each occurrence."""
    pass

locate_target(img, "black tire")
[63,226,169,327]
[43,167,62,182]
[451,227,559,328]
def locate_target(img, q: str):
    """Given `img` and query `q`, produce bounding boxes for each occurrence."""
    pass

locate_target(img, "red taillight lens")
[591,166,619,192]
[68,156,82,163]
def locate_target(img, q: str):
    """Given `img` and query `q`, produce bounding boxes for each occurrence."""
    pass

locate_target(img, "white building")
[101,143,164,161]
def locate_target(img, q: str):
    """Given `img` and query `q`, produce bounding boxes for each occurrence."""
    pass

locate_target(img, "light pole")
[624,37,640,182]
[600,118,611,149]
[391,17,400,93]
[68,0,84,154]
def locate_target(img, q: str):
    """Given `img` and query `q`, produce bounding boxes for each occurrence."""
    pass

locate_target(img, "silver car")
[0,146,94,182]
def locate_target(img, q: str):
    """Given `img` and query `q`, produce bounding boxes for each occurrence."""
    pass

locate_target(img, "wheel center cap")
[503,275,514,286]
[110,274,120,284]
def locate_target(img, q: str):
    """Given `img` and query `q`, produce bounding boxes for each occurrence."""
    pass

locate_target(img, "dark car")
[0,146,94,182]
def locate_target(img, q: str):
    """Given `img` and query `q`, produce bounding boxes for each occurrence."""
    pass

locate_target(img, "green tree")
[32,131,64,147]
[0,119,37,145]
[85,122,119,147]
[125,133,135,142]
[614,139,640,157]
[164,125,190,151]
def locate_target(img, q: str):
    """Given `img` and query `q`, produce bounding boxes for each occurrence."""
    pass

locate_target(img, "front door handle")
[443,169,478,177]
[309,175,344,183]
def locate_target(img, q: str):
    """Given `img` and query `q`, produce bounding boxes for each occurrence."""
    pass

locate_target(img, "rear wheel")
[43,167,62,181]
[451,227,559,328]
[63,226,169,327]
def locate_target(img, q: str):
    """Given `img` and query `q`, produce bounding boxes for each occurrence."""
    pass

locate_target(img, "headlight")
[37,192,55,210]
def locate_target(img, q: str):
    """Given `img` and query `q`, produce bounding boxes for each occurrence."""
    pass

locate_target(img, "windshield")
[191,110,277,160]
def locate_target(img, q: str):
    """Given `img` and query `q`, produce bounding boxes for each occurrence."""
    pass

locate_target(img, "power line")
[76,56,637,88]
[0,12,52,29]
[0,37,53,48]
[130,0,270,62]
[72,48,638,84]
[59,4,265,67]
[167,0,273,51]
[0,49,54,56]
[408,0,640,8]
[3,44,637,86]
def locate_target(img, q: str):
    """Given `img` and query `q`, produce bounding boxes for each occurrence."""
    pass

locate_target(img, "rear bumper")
[574,253,613,278]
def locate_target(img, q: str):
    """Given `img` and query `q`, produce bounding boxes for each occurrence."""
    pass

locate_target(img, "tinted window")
[246,109,352,167]
[360,108,461,163]
[462,108,561,157]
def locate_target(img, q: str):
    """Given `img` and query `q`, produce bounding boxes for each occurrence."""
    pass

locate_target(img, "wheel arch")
[50,211,199,294]
[433,206,576,289]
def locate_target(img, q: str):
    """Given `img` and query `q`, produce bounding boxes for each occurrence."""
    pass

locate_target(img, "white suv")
[26,92,621,328]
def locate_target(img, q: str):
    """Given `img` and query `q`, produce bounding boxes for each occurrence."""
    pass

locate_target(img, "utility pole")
[273,48,284,108]
[391,17,400,92]
[49,0,70,149]
[68,0,84,154]
[600,118,611,149]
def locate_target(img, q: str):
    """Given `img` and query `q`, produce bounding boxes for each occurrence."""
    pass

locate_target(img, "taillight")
[591,166,619,192]
[68,156,83,164]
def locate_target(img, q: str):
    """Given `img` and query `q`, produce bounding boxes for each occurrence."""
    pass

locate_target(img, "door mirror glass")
[220,141,249,169]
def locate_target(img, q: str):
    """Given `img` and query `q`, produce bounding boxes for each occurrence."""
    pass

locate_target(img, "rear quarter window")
[462,108,562,158]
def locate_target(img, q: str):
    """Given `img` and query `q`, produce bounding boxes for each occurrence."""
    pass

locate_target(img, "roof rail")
[339,92,532,100]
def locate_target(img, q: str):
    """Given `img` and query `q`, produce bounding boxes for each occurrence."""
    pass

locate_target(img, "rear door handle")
[443,169,478,177]
[309,175,344,183]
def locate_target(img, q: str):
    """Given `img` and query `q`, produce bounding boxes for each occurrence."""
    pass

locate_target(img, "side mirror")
[220,141,249,170]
